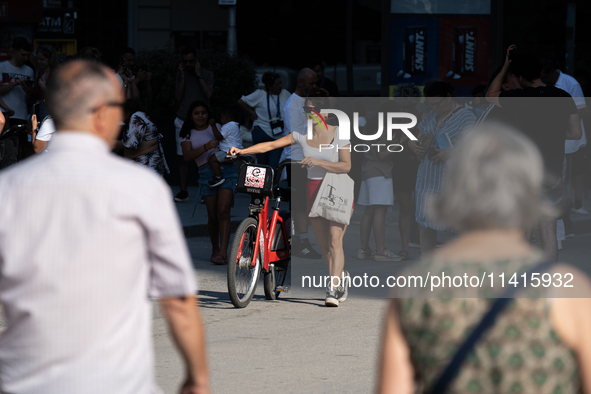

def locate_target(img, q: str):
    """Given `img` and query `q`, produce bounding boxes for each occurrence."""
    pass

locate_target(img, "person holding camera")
[407,81,476,256]
[173,48,214,202]
[238,72,291,169]
[119,47,152,101]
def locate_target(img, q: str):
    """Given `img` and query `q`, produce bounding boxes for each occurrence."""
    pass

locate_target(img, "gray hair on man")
[428,123,556,232]
[45,60,116,129]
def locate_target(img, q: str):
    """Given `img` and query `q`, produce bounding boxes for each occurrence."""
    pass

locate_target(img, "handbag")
[308,128,354,225]
[427,259,554,394]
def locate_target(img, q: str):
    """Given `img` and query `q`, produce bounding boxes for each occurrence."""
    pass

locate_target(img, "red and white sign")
[244,167,266,188]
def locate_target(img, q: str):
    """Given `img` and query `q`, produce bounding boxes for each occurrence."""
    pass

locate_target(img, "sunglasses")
[89,101,126,113]
[303,106,316,113]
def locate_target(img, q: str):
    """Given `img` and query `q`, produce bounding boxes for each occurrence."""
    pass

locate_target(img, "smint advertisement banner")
[388,0,492,97]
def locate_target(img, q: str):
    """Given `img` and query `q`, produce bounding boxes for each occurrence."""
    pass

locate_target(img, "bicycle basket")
[236,164,274,196]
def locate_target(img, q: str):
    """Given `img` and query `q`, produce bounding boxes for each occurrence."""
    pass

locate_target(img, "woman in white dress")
[230,88,353,307]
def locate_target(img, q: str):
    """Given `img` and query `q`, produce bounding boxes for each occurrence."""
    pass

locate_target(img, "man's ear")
[92,105,108,135]
[90,108,100,132]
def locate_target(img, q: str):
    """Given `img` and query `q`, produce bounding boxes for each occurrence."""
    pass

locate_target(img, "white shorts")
[357,176,394,206]
[174,117,184,156]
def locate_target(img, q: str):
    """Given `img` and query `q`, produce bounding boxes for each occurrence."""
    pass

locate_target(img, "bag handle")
[427,259,554,394]
[438,106,463,131]
[331,127,339,163]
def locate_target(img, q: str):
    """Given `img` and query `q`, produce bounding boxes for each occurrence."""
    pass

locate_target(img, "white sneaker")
[325,288,339,307]
[571,207,589,215]
[337,271,350,302]
[374,249,402,262]
[356,248,373,260]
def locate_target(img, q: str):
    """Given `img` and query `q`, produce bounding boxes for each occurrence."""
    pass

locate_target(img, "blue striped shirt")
[415,107,476,230]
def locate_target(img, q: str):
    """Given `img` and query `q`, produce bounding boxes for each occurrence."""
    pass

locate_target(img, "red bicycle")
[227,156,298,308]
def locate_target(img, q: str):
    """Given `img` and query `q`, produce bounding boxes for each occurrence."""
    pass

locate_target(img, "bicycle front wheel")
[228,217,262,308]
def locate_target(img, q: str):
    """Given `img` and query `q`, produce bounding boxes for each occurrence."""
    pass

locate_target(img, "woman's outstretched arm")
[229,133,292,156]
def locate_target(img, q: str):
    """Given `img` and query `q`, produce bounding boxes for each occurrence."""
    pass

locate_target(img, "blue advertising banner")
[390,17,440,87]
[389,15,490,96]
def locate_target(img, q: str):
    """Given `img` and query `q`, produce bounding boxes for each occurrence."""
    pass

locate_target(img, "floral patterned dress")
[122,111,169,176]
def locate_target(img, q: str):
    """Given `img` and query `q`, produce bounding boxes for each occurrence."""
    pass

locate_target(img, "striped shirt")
[415,108,476,230]
[0,132,197,394]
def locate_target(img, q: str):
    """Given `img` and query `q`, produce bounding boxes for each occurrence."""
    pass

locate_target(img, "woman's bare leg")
[328,221,348,286]
[204,195,220,254]
[360,205,375,251]
[310,217,330,265]
[216,189,234,258]
[372,205,389,251]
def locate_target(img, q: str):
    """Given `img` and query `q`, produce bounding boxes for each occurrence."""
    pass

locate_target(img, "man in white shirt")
[541,62,589,242]
[0,37,34,159]
[0,61,210,394]
[31,115,55,153]
[0,37,34,126]
[283,68,321,258]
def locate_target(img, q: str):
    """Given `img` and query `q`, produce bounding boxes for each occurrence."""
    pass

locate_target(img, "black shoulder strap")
[428,259,554,394]
[443,106,463,124]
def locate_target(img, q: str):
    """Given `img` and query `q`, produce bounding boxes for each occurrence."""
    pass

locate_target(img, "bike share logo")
[306,109,418,152]
[245,166,266,188]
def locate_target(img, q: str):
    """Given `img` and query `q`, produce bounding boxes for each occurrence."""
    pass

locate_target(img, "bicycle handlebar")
[273,160,305,185]
[225,154,255,163]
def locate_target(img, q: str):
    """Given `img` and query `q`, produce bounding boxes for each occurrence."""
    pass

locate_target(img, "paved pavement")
[152,186,591,393]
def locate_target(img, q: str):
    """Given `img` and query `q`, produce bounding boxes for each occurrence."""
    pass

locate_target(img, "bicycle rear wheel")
[228,217,262,308]
[263,259,289,300]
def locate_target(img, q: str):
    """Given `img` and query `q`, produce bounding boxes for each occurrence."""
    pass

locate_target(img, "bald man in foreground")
[0,61,209,394]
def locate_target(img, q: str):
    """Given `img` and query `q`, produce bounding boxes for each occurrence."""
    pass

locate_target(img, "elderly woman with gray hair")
[378,124,591,394]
